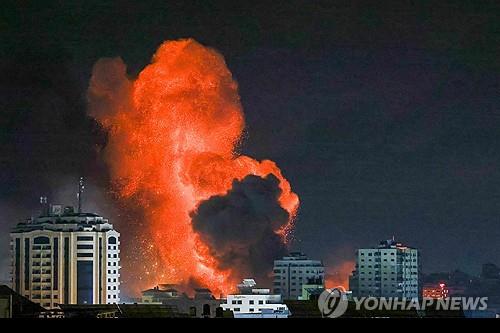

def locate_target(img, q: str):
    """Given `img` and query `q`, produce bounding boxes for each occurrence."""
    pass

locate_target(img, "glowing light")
[88,39,299,295]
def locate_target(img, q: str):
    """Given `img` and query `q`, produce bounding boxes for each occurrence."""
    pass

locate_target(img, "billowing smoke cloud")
[191,174,289,285]
[87,38,299,295]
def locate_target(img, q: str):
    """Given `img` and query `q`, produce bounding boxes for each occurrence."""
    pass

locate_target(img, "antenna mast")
[77,176,85,213]
[39,196,48,216]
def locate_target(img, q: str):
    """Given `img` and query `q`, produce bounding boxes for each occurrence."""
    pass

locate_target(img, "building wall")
[0,297,11,318]
[273,255,325,300]
[350,246,420,299]
[221,294,288,314]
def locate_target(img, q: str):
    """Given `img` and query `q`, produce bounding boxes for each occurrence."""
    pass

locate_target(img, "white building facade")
[10,204,120,309]
[349,238,420,299]
[220,279,289,318]
[273,252,325,300]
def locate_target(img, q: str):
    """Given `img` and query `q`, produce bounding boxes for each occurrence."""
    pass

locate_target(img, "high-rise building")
[273,252,325,300]
[10,204,120,309]
[349,238,420,299]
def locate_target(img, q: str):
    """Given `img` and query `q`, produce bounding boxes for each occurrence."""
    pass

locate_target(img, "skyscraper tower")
[10,194,120,309]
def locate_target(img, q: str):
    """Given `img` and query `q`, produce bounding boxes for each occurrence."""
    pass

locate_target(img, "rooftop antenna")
[77,176,85,213]
[40,196,48,216]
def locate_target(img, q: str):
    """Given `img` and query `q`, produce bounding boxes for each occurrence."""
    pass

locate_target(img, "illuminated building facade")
[422,283,449,299]
[10,204,120,309]
[220,279,289,318]
[273,252,325,300]
[349,238,421,299]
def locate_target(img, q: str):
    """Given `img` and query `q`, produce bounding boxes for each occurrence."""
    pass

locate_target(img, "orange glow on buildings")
[423,283,449,299]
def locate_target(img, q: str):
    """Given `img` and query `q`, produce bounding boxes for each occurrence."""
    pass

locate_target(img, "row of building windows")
[359,265,418,268]
[230,299,273,305]
[360,252,395,256]
[274,263,323,268]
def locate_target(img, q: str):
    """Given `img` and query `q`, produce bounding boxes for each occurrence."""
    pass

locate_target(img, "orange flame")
[88,39,299,296]
[325,261,355,290]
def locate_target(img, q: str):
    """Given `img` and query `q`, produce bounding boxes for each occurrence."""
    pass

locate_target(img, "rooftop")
[11,204,114,233]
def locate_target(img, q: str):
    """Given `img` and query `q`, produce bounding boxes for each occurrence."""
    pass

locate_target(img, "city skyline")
[1,0,499,306]
[4,195,497,300]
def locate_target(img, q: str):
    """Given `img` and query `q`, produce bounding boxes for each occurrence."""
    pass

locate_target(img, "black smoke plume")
[190,174,289,287]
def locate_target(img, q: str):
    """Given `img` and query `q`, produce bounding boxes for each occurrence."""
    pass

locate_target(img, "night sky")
[1,1,499,283]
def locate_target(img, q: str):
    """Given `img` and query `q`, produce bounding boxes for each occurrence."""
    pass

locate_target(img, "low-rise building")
[220,279,289,318]
[141,284,222,318]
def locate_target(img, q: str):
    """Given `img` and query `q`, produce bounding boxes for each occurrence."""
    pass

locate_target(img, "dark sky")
[0,0,499,282]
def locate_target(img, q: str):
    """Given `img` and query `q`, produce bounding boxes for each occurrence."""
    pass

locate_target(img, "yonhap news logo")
[317,287,349,318]
[318,288,488,318]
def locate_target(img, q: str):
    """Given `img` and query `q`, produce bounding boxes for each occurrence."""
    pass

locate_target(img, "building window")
[53,237,58,290]
[24,238,30,290]
[249,300,254,304]
[77,253,93,258]
[64,237,70,304]
[34,236,50,244]
[77,261,93,304]
[15,238,20,292]
[77,236,93,241]
[77,244,93,250]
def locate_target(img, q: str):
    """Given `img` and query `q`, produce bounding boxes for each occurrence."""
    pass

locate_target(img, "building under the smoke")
[10,202,120,309]
[140,284,222,318]
[349,238,420,299]
[220,279,289,318]
[273,252,325,300]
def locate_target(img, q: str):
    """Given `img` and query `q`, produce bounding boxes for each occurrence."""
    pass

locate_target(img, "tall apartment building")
[10,204,120,309]
[349,238,420,299]
[273,252,325,300]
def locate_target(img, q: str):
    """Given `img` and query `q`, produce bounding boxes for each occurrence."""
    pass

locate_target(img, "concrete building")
[0,285,45,318]
[10,203,120,309]
[349,238,420,299]
[298,279,325,301]
[273,252,325,300]
[221,279,289,318]
[141,284,222,318]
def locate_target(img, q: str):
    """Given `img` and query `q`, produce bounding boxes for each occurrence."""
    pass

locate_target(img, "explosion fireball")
[88,39,299,295]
